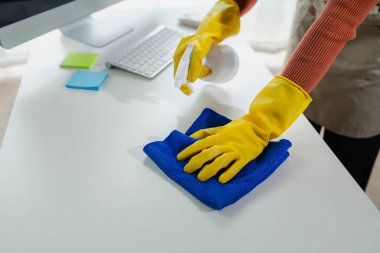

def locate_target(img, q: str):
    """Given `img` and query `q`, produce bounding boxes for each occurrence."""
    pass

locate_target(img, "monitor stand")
[60,16,133,47]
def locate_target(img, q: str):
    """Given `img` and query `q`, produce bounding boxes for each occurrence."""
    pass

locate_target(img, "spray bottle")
[174,43,239,95]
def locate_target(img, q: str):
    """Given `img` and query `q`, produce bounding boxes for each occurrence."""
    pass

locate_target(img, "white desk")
[1,4,380,253]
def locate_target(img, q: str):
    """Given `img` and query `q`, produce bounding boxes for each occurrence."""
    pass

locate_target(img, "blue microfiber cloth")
[143,108,292,210]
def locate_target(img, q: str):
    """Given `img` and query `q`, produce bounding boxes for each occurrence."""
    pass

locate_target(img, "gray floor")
[0,65,379,210]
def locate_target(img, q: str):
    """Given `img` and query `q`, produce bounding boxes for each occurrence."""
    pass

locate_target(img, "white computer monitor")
[0,0,133,49]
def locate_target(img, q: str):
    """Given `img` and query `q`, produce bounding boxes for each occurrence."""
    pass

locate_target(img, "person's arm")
[177,0,379,184]
[173,0,258,95]
[282,0,378,92]
[173,0,242,95]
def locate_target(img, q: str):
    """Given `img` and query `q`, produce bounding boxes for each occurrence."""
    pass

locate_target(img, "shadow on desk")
[105,68,250,134]
[103,69,167,106]
[104,69,247,130]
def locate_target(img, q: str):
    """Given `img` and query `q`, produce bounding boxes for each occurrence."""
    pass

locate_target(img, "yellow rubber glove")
[177,76,312,183]
[173,0,240,95]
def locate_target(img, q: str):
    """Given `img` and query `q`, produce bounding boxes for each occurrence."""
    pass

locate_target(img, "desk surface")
[1,4,380,253]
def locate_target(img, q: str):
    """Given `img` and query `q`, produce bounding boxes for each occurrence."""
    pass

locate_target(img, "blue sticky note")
[66,70,108,91]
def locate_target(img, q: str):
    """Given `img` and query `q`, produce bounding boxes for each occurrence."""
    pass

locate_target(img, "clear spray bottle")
[174,43,239,95]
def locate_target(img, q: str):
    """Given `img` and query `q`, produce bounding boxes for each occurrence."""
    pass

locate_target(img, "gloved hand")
[177,76,312,183]
[173,0,240,95]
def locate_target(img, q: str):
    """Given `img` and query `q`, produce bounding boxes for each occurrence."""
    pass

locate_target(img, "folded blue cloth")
[143,108,291,210]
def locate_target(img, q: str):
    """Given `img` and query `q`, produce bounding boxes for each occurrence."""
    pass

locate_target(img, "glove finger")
[190,127,220,139]
[183,145,229,173]
[187,52,204,83]
[173,47,186,76]
[199,65,212,78]
[218,160,248,184]
[177,135,219,161]
[187,37,213,82]
[197,153,237,181]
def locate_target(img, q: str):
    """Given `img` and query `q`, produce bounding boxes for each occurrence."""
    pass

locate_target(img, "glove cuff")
[242,76,312,140]
[275,75,311,102]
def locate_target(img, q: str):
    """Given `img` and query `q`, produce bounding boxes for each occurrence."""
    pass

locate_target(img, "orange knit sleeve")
[233,0,257,16]
[282,0,378,93]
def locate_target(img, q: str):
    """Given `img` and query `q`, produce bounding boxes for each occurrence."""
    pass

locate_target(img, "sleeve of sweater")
[282,0,378,92]
[233,0,257,15]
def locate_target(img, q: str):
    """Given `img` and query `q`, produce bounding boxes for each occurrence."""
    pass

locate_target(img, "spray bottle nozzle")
[174,43,195,95]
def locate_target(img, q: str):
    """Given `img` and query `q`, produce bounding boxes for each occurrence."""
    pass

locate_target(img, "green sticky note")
[60,52,99,70]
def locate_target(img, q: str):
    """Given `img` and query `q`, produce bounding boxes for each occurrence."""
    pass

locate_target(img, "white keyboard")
[106,26,187,78]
